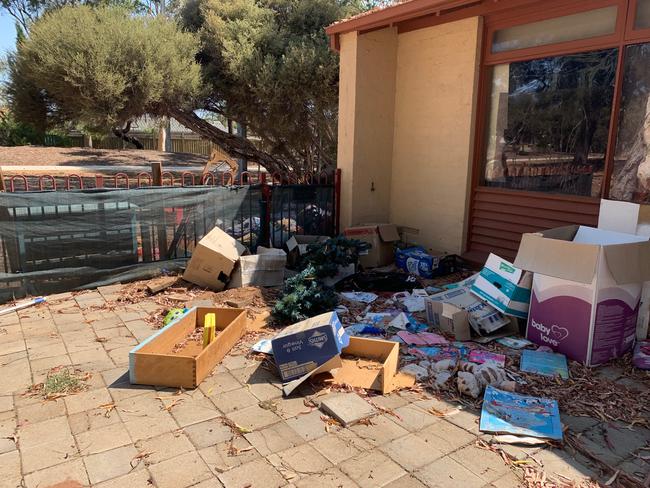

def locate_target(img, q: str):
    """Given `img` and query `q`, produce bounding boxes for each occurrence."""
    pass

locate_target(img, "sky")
[0,10,17,56]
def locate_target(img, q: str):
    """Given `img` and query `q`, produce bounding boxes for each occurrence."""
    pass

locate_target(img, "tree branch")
[113,121,144,150]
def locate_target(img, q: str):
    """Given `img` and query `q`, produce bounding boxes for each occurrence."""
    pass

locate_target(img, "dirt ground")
[0,146,207,169]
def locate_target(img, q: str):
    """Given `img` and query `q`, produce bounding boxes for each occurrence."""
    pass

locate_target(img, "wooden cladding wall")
[465,187,600,262]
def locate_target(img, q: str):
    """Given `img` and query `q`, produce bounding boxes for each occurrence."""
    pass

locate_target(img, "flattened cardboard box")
[228,246,286,288]
[129,307,247,389]
[183,226,247,291]
[272,312,350,382]
[515,225,650,365]
[343,224,400,268]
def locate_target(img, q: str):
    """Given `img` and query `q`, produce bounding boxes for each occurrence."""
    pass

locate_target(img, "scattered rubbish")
[632,340,650,369]
[399,289,428,312]
[319,392,378,427]
[146,276,178,295]
[251,339,273,355]
[343,224,400,268]
[395,246,455,278]
[345,324,384,337]
[341,292,378,304]
[129,307,247,388]
[282,355,342,396]
[183,226,247,291]
[479,386,562,441]
[396,330,448,346]
[0,296,46,316]
[285,235,328,267]
[400,363,430,381]
[163,308,189,327]
[409,345,469,361]
[457,371,481,398]
[387,312,410,330]
[468,350,506,368]
[228,247,287,288]
[470,254,532,319]
[333,337,414,393]
[492,435,549,446]
[496,337,533,349]
[515,225,650,365]
[271,311,349,382]
[520,350,569,379]
[335,271,419,292]
[434,370,453,387]
[335,305,349,314]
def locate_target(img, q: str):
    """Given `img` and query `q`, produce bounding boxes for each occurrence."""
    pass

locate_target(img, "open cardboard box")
[333,337,414,394]
[129,307,247,388]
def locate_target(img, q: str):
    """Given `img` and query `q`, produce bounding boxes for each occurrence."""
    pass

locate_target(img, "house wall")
[389,17,483,254]
[336,28,398,228]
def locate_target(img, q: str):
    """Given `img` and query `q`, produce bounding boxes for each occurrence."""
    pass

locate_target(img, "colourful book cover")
[520,350,569,379]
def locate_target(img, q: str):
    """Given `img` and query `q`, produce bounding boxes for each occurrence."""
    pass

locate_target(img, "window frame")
[471,0,650,201]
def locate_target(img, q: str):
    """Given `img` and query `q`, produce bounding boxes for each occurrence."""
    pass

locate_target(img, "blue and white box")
[272,311,350,382]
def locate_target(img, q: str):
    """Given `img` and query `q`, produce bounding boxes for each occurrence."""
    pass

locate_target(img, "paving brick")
[0,450,22,488]
[170,393,221,427]
[217,458,286,488]
[286,410,329,442]
[76,421,132,455]
[69,347,115,372]
[21,438,79,473]
[0,356,32,393]
[488,471,525,488]
[29,355,72,375]
[91,315,125,331]
[149,450,213,488]
[294,467,357,488]
[277,443,332,476]
[320,393,378,427]
[384,474,429,488]
[340,449,406,488]
[188,477,225,488]
[123,319,155,342]
[84,444,141,484]
[199,372,243,397]
[23,458,89,488]
[117,394,179,441]
[380,433,445,470]
[392,404,439,432]
[17,398,66,424]
[245,421,305,456]
[445,408,481,435]
[350,415,409,447]
[94,466,154,488]
[417,420,477,454]
[310,432,365,465]
[18,415,72,449]
[582,422,650,464]
[64,387,113,415]
[134,431,195,465]
[367,392,410,411]
[199,436,260,474]
[0,417,17,454]
[248,380,283,402]
[415,455,485,488]
[273,396,315,420]
[533,448,598,483]
[450,445,511,483]
[226,404,281,431]
[211,387,259,414]
[184,418,234,449]
[27,342,68,361]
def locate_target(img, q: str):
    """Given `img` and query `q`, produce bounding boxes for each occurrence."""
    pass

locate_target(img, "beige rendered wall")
[336,28,398,228]
[390,17,483,254]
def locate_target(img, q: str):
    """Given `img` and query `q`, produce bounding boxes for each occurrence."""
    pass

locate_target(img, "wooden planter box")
[129,307,247,388]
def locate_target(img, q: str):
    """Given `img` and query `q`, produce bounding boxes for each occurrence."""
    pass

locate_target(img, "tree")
[7,5,202,147]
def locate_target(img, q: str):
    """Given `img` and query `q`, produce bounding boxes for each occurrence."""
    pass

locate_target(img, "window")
[636,0,650,29]
[492,7,618,54]
[483,49,618,196]
[609,43,650,201]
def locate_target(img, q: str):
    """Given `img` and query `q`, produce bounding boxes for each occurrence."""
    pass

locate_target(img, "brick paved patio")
[0,286,647,487]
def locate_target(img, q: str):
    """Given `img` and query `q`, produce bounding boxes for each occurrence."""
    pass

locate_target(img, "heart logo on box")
[551,325,569,341]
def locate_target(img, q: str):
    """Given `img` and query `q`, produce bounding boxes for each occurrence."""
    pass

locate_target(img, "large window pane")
[636,0,650,29]
[610,43,650,202]
[483,49,618,197]
[492,7,618,54]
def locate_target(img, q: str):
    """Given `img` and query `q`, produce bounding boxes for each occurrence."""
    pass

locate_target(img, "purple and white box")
[515,225,650,366]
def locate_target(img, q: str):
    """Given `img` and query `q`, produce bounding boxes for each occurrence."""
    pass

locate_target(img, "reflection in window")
[636,0,650,29]
[483,50,617,197]
[610,43,650,202]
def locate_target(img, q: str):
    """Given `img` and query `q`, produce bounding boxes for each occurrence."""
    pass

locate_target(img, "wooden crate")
[129,307,247,388]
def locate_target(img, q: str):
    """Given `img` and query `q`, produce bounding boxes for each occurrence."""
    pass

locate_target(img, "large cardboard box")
[129,307,247,388]
[285,235,329,267]
[515,225,650,365]
[184,227,246,291]
[344,224,400,268]
[272,312,350,382]
[471,254,532,319]
[229,247,286,288]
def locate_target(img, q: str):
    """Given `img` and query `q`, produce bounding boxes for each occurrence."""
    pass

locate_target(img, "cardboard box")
[285,235,329,267]
[333,337,414,394]
[183,227,247,291]
[129,307,247,388]
[228,246,286,288]
[514,225,650,365]
[470,254,532,319]
[272,312,350,382]
[343,224,400,268]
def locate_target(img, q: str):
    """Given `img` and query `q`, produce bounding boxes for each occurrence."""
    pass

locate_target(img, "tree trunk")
[168,107,292,176]
[113,121,144,150]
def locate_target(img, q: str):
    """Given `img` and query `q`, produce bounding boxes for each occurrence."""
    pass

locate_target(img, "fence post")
[334,168,341,235]
[151,162,163,186]
[260,173,272,247]
[0,168,5,192]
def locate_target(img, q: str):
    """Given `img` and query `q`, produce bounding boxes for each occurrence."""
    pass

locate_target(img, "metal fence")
[0,172,339,301]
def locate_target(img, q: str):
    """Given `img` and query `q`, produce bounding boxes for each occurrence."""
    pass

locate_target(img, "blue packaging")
[395,246,437,278]
[272,311,350,381]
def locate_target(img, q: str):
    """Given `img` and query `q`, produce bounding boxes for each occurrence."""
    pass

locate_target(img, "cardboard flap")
[378,224,400,243]
[604,241,650,284]
[514,232,599,284]
[485,253,522,283]
[199,227,246,262]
